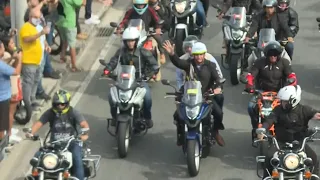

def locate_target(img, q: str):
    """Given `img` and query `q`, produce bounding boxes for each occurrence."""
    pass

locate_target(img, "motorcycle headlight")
[42,153,58,169]
[186,106,200,120]
[175,1,187,13]
[231,29,244,40]
[283,153,300,170]
[261,107,273,116]
[119,90,132,103]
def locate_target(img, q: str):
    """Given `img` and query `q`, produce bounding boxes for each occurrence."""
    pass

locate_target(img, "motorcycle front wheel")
[14,100,32,125]
[186,139,200,177]
[117,122,130,158]
[229,53,242,85]
[175,28,186,57]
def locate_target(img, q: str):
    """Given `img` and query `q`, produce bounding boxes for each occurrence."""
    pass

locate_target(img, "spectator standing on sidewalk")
[0,34,23,143]
[20,9,50,111]
[76,0,101,40]
[57,0,85,72]
[0,40,22,142]
[25,0,61,80]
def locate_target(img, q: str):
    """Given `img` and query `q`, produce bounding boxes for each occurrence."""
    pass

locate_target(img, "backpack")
[47,106,78,134]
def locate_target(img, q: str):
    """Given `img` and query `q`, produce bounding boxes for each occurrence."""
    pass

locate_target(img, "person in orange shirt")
[19,8,50,113]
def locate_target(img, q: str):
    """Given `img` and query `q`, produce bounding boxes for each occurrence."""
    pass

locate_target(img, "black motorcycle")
[256,127,320,180]
[23,128,101,180]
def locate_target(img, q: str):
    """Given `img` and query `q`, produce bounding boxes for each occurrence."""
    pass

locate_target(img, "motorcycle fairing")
[171,0,197,18]
[110,86,146,110]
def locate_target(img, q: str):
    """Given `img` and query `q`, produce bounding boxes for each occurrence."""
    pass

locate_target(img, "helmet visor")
[183,41,195,53]
[134,4,147,9]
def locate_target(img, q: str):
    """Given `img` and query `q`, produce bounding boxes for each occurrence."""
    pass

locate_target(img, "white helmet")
[122,27,140,40]
[191,42,207,55]
[277,85,301,109]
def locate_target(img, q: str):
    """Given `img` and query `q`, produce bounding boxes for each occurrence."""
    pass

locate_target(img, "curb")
[0,4,113,179]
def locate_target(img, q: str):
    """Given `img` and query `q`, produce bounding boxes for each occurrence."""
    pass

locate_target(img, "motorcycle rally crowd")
[1,0,320,179]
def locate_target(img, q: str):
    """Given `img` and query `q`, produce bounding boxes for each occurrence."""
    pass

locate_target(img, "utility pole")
[10,0,28,47]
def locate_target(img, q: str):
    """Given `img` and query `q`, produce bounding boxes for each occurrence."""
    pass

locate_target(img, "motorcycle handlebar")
[258,127,320,153]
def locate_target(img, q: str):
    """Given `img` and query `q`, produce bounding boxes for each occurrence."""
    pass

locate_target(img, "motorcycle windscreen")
[257,28,276,49]
[228,7,247,29]
[127,19,146,31]
[182,81,202,106]
[116,65,136,89]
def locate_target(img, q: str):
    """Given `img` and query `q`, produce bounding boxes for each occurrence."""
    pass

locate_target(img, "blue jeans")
[196,0,206,26]
[34,142,84,180]
[36,53,47,95]
[43,24,54,75]
[108,82,152,119]
[285,42,294,60]
[248,96,258,129]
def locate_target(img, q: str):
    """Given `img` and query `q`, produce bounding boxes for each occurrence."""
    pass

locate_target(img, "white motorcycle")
[170,0,202,56]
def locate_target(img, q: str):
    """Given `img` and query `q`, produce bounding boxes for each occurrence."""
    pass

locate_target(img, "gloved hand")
[103,68,110,75]
[245,73,254,93]
[287,73,297,86]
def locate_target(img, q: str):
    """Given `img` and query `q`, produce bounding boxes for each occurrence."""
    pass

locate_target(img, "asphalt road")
[70,0,320,179]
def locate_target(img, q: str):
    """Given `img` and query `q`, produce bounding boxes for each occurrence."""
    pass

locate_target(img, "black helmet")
[183,35,198,52]
[52,89,71,113]
[263,41,282,57]
[262,0,277,7]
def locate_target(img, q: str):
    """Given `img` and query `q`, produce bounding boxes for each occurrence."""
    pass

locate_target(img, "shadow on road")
[212,128,257,171]
[83,112,190,179]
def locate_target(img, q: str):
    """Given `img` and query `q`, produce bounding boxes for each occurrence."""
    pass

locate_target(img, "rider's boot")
[146,119,154,128]
[212,129,225,147]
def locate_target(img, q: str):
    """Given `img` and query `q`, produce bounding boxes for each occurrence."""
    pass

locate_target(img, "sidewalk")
[0,0,111,170]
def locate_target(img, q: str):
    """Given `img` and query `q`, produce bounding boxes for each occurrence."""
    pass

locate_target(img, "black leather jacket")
[105,47,159,78]
[277,7,299,38]
[222,0,262,14]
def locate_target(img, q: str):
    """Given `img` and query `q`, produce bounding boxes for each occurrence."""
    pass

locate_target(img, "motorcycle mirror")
[158,20,164,25]
[211,3,221,11]
[161,79,171,85]
[256,128,266,135]
[99,59,107,66]
[81,128,90,134]
[316,17,320,22]
[110,22,118,28]
[286,78,295,85]
[23,127,32,133]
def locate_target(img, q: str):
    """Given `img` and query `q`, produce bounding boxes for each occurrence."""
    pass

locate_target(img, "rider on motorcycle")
[258,85,320,179]
[117,0,165,63]
[245,0,294,49]
[103,27,159,128]
[276,0,299,60]
[163,40,226,146]
[247,38,291,70]
[219,0,262,19]
[176,35,223,89]
[245,41,297,141]
[25,89,90,180]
